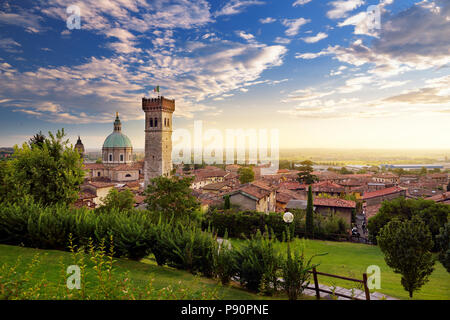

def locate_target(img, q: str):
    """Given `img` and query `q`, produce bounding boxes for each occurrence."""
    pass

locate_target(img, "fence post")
[312,267,320,300]
[362,273,370,300]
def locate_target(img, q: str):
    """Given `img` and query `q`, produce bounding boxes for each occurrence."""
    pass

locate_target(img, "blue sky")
[0,0,449,150]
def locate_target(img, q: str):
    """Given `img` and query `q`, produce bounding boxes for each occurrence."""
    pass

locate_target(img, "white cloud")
[260,17,276,24]
[274,37,291,44]
[327,0,364,19]
[301,32,328,43]
[293,0,312,7]
[236,31,255,41]
[282,17,310,36]
[0,38,21,53]
[215,0,264,17]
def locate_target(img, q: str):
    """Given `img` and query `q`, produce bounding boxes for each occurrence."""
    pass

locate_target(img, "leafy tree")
[420,167,428,175]
[305,186,314,238]
[377,217,435,298]
[144,176,200,221]
[1,129,84,205]
[436,223,450,273]
[339,167,353,175]
[95,158,102,164]
[98,188,135,212]
[296,160,317,184]
[28,131,46,149]
[223,195,231,210]
[367,197,449,250]
[238,167,255,184]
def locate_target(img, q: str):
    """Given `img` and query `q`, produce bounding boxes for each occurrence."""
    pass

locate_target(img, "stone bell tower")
[142,96,175,186]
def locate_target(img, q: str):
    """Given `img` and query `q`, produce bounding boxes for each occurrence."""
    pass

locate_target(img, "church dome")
[103,132,133,148]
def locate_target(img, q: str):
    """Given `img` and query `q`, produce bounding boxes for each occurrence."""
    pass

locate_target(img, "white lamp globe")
[283,211,294,224]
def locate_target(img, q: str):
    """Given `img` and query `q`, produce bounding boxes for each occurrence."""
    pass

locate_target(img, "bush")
[203,209,349,241]
[213,235,236,285]
[368,197,449,250]
[0,200,155,260]
[281,243,317,300]
[233,229,281,294]
[151,222,218,277]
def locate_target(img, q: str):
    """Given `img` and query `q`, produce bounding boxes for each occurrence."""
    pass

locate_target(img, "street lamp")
[283,211,294,241]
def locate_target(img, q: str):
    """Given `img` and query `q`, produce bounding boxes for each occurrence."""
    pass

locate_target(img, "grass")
[231,238,450,300]
[0,244,262,300]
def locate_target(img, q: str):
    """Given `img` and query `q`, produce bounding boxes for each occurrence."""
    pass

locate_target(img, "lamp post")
[283,211,294,241]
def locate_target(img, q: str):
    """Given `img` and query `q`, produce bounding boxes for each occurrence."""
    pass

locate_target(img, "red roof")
[363,186,405,200]
[311,180,344,193]
[314,198,356,208]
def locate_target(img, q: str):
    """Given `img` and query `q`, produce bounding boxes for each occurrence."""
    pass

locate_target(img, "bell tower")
[142,96,175,186]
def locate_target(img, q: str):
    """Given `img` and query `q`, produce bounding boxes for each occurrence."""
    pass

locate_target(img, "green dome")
[103,132,133,149]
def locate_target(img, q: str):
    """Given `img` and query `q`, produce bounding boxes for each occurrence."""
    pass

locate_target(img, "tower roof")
[103,132,133,148]
[103,112,132,149]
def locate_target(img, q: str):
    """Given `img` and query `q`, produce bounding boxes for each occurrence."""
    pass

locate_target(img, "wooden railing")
[306,267,371,300]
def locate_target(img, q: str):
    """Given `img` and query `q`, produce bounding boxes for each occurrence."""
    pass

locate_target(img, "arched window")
[154,118,158,127]
[150,118,153,127]
[125,174,131,178]
[120,154,124,162]
[167,118,169,127]
[109,154,113,162]
[97,172,101,177]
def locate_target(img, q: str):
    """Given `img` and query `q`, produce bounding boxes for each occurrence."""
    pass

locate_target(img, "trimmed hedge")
[0,199,154,260]
[203,209,349,241]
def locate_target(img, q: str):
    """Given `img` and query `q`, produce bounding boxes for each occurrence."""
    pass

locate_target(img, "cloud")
[282,88,335,102]
[260,17,276,24]
[301,32,328,43]
[293,0,312,7]
[236,31,255,41]
[282,17,310,36]
[274,37,291,44]
[297,1,450,77]
[0,10,44,33]
[0,38,21,53]
[384,75,450,105]
[327,0,364,19]
[214,0,264,17]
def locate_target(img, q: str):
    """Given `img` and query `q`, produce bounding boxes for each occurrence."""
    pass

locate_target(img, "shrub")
[281,242,317,300]
[233,229,281,294]
[151,222,218,277]
[213,235,236,285]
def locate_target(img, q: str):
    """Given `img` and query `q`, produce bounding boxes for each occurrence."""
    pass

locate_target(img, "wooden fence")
[306,267,371,300]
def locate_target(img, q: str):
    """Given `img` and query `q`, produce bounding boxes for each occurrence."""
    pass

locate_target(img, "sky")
[0,0,449,150]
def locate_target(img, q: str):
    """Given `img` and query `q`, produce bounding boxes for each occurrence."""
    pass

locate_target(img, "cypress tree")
[224,195,231,210]
[305,186,314,238]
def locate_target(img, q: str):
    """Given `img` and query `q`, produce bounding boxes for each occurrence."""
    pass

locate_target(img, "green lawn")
[231,238,450,300]
[0,244,262,300]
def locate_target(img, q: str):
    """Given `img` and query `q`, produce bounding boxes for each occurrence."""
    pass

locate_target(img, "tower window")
[97,172,101,177]
[150,118,153,127]
[125,174,131,178]
[154,118,158,127]
[120,154,124,162]
[109,154,113,162]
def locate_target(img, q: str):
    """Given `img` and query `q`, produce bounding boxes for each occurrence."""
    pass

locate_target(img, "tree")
[98,188,135,212]
[95,158,102,164]
[224,195,231,210]
[296,160,317,184]
[238,167,255,184]
[367,197,449,250]
[305,186,314,238]
[28,131,46,149]
[144,176,200,221]
[436,223,450,273]
[2,129,84,205]
[377,217,435,298]
[339,167,353,175]
[420,167,428,175]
